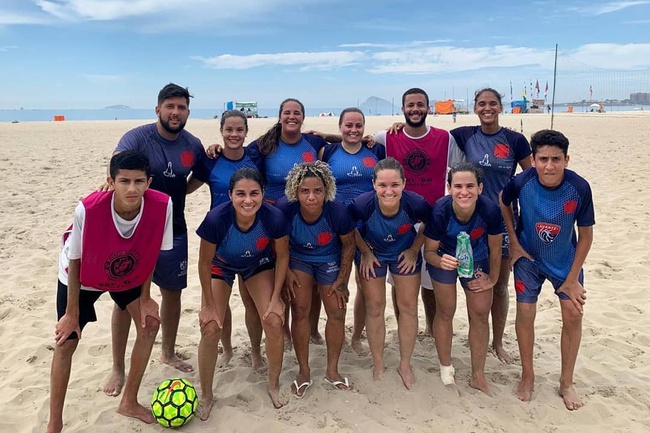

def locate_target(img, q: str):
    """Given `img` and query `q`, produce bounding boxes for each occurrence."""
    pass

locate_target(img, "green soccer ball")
[151,378,198,428]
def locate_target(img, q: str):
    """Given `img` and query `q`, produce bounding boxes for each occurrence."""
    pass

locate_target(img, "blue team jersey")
[349,190,431,263]
[451,126,531,204]
[247,134,327,201]
[321,143,386,205]
[275,198,356,263]
[196,201,290,272]
[192,152,259,209]
[501,168,595,280]
[424,195,503,261]
[116,123,207,236]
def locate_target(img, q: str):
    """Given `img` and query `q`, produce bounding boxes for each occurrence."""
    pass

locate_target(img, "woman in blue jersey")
[450,88,532,364]
[424,162,503,395]
[247,98,329,346]
[276,161,356,397]
[319,108,385,356]
[349,158,430,390]
[188,110,266,372]
[196,168,290,418]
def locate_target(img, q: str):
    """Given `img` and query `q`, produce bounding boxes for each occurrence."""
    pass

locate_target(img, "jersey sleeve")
[573,176,596,227]
[273,196,294,219]
[482,198,504,235]
[327,200,356,235]
[320,143,338,162]
[191,155,214,184]
[303,133,327,153]
[404,190,431,223]
[424,199,447,241]
[161,198,174,250]
[190,138,210,182]
[373,130,388,145]
[449,126,474,153]
[67,202,86,260]
[447,133,466,167]
[245,140,265,173]
[504,130,532,162]
[348,191,373,222]
[368,142,386,160]
[501,171,525,206]
[196,205,230,245]
[115,128,145,153]
[263,203,291,238]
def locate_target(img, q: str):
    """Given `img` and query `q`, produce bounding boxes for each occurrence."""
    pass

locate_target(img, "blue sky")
[1,0,649,109]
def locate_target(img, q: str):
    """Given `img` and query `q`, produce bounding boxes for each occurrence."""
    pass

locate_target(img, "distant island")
[360,96,395,115]
[104,105,130,109]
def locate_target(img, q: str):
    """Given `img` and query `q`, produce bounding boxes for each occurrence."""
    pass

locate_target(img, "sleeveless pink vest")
[79,189,168,292]
[386,127,450,205]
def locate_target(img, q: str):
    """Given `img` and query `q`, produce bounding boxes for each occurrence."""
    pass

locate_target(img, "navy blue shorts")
[513,258,583,303]
[56,280,141,340]
[289,257,340,286]
[354,251,422,279]
[427,259,490,290]
[211,260,275,287]
[153,232,188,290]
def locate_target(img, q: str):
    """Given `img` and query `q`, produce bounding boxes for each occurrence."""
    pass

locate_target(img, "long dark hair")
[256,98,305,156]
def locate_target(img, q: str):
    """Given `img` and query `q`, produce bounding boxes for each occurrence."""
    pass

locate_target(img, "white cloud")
[580,1,650,15]
[0,11,48,25]
[191,43,650,76]
[192,51,364,71]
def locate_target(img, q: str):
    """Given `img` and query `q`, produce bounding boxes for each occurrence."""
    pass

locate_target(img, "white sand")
[1,111,649,432]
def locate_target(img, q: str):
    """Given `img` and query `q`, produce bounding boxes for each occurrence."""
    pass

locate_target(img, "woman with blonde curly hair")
[275,161,357,396]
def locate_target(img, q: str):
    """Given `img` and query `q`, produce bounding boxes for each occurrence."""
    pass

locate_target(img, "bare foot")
[267,384,285,409]
[117,401,155,424]
[197,396,215,421]
[350,338,369,357]
[493,342,513,364]
[514,377,534,402]
[310,332,325,345]
[397,365,415,390]
[559,385,584,410]
[372,363,385,381]
[217,348,233,368]
[251,352,268,374]
[161,353,194,373]
[46,419,63,433]
[103,369,125,397]
[470,373,493,396]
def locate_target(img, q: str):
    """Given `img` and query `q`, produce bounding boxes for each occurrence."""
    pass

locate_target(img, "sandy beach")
[1,111,649,433]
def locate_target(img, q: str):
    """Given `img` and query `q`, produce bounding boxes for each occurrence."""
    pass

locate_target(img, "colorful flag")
[535,79,540,93]
[544,81,548,97]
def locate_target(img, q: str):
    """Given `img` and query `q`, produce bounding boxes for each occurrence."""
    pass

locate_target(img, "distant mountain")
[104,104,130,109]
[360,96,394,115]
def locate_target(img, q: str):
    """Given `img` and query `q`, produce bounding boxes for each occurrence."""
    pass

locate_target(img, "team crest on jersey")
[403,149,430,174]
[347,166,362,177]
[362,157,376,168]
[180,151,195,168]
[535,223,561,244]
[494,143,510,159]
[105,250,139,280]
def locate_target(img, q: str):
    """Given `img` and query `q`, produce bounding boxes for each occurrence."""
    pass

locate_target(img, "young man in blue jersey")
[499,129,594,411]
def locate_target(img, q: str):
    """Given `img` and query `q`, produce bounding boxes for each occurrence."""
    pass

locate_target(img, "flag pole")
[551,43,558,130]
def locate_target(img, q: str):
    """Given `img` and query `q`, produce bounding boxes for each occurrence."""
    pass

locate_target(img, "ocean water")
[0,107,353,123]
[1,104,647,123]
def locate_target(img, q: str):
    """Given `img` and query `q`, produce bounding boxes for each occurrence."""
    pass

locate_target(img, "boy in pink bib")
[47,151,173,433]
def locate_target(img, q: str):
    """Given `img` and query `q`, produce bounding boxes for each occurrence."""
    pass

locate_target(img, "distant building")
[630,92,650,104]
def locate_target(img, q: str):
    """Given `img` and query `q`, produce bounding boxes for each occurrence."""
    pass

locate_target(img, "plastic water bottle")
[456,231,474,278]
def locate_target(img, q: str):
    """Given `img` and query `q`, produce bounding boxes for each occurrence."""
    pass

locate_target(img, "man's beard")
[159,116,186,134]
[404,110,427,128]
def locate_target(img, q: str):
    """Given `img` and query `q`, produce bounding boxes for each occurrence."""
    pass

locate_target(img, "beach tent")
[510,100,528,113]
[434,100,455,114]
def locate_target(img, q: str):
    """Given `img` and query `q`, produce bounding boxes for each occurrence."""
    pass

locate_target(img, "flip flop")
[440,365,456,386]
[323,376,352,391]
[292,379,313,399]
